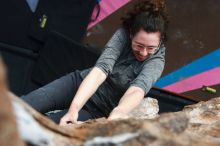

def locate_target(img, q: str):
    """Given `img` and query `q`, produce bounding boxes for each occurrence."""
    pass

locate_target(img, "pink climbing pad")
[88,0,131,29]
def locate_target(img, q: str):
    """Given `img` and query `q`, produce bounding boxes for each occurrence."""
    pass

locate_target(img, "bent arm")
[69,67,107,113]
[108,86,145,120]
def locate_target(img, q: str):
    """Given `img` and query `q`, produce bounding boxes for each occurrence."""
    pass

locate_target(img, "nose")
[139,49,148,56]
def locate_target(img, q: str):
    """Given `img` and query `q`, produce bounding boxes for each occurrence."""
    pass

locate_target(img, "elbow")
[92,67,107,82]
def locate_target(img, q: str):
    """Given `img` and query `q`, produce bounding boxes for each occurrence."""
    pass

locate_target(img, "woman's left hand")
[107,107,129,121]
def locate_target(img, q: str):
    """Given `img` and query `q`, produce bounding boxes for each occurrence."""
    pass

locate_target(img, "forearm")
[111,86,145,116]
[69,67,107,112]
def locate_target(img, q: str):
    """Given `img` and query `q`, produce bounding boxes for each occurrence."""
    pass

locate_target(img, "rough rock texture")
[7,92,220,146]
[0,58,220,146]
[128,97,159,119]
[0,58,25,146]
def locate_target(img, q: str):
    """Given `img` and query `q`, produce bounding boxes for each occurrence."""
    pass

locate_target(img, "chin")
[135,55,149,61]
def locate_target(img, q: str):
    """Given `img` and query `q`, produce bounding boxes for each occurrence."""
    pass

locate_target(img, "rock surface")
[6,90,220,146]
[0,58,25,146]
[128,97,159,119]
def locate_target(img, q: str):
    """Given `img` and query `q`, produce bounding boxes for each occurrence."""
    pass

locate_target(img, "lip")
[135,53,147,61]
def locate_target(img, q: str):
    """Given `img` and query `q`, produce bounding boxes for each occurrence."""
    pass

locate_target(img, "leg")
[21,70,82,113]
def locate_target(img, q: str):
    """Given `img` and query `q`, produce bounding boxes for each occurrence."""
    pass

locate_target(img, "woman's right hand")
[59,111,78,126]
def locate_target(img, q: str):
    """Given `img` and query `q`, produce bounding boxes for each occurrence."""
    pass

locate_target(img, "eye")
[147,47,155,50]
[137,44,145,49]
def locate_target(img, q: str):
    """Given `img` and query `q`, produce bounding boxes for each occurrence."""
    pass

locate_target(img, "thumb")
[59,118,67,126]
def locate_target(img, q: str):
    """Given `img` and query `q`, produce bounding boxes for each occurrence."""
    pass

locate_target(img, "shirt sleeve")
[130,47,166,95]
[95,28,128,76]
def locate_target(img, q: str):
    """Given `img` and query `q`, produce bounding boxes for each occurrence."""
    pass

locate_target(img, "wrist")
[69,103,80,113]
[108,107,129,120]
[112,107,127,115]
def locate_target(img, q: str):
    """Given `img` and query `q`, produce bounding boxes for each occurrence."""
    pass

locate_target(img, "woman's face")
[131,29,161,61]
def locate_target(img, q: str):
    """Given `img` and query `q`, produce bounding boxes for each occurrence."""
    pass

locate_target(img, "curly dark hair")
[121,0,169,42]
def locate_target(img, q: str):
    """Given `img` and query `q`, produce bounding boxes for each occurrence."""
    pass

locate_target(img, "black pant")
[21,70,105,123]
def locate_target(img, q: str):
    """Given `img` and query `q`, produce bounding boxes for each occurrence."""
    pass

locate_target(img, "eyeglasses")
[132,40,162,55]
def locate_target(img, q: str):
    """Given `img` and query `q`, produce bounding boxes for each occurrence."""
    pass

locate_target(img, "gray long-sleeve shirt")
[80,28,165,115]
